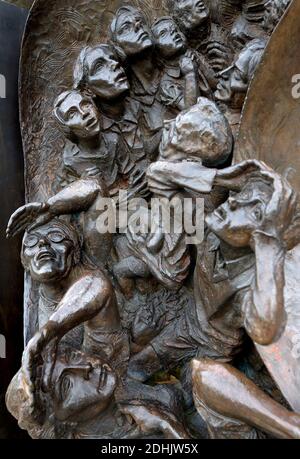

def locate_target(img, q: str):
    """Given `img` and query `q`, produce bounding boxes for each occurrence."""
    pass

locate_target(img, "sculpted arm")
[22,274,117,390]
[147,160,266,198]
[179,52,200,109]
[6,178,105,238]
[244,233,286,346]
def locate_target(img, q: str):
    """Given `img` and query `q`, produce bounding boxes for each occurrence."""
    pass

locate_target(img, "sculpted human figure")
[204,1,268,50]
[167,0,233,79]
[112,98,232,298]
[215,38,267,137]
[6,217,129,392]
[127,138,300,438]
[109,6,165,157]
[152,17,199,119]
[73,43,149,199]
[6,346,189,439]
[53,89,120,190]
[72,44,138,179]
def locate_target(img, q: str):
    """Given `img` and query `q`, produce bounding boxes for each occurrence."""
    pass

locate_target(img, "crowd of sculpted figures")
[5,0,300,439]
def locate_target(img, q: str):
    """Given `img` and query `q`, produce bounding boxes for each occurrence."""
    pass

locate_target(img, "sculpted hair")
[109,6,152,58]
[152,16,176,32]
[175,97,233,166]
[73,44,120,91]
[239,174,298,250]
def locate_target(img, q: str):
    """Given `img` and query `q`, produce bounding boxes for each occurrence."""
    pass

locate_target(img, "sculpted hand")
[206,43,231,71]
[82,166,102,178]
[253,169,297,240]
[21,331,59,415]
[6,202,52,238]
[132,304,165,345]
[21,330,48,392]
[214,160,271,191]
[119,402,189,439]
[180,51,196,76]
[41,338,60,391]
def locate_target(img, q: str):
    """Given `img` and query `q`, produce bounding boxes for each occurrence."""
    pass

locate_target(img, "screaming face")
[22,222,78,283]
[206,180,272,247]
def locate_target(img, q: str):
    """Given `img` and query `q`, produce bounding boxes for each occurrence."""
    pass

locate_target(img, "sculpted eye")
[92,59,105,74]
[119,24,131,34]
[160,29,167,38]
[80,101,90,110]
[67,108,78,119]
[47,231,65,243]
[24,234,39,248]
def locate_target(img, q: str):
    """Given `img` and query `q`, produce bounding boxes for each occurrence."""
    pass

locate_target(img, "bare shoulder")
[76,268,115,299]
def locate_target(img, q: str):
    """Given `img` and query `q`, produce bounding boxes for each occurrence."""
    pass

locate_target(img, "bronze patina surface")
[5,0,300,440]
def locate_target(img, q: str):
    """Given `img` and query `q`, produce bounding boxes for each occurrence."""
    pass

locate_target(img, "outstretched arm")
[6,178,105,238]
[147,159,267,198]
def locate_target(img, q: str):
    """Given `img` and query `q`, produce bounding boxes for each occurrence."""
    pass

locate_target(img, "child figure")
[113,98,233,300]
[152,16,200,120]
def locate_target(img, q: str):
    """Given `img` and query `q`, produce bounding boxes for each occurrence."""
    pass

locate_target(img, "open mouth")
[86,118,98,129]
[137,31,149,42]
[36,250,55,263]
[116,72,127,83]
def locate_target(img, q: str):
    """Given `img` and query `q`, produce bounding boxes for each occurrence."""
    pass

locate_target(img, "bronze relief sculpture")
[5,0,300,439]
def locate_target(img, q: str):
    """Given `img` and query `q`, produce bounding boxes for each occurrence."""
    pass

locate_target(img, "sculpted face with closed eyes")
[44,350,117,423]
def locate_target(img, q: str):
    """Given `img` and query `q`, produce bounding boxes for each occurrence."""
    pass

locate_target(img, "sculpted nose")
[111,61,119,71]
[135,20,142,32]
[38,237,50,248]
